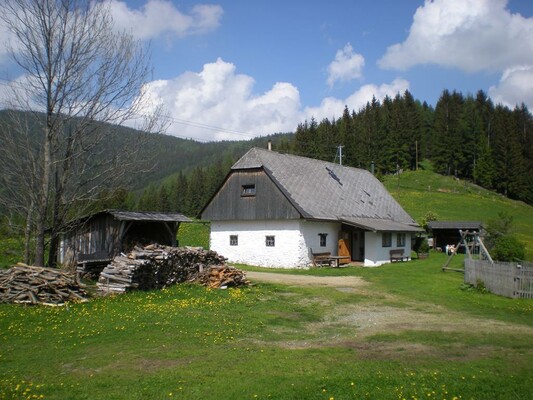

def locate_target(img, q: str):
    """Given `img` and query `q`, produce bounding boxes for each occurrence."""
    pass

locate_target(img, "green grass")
[0,236,25,269]
[383,168,533,260]
[1,254,532,399]
[1,169,532,398]
[177,221,210,248]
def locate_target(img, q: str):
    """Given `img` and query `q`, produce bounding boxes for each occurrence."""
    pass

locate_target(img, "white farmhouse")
[201,147,422,268]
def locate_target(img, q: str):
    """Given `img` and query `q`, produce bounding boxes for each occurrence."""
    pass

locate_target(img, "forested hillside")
[290,90,533,205]
[99,89,533,218]
[2,88,532,224]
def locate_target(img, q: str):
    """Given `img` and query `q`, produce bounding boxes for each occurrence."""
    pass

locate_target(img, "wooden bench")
[311,250,333,267]
[390,249,409,262]
[310,249,350,267]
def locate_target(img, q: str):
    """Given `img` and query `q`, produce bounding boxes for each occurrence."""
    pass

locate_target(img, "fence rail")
[464,259,533,299]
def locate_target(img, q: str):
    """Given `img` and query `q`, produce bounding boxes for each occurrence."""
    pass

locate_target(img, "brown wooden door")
[338,231,351,263]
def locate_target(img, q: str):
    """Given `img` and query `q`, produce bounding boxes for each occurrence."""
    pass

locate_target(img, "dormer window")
[241,184,256,197]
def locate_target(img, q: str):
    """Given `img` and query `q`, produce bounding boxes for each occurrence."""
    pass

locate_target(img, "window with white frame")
[265,235,275,247]
[397,233,406,247]
[230,235,238,246]
[382,232,392,247]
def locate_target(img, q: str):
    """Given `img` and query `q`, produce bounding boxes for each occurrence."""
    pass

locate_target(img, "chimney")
[267,140,272,151]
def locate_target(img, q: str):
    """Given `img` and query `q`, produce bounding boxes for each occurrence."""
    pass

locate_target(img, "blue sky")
[1,0,533,141]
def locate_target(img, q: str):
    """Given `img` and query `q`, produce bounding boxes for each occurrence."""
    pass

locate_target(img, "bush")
[420,211,438,232]
[491,235,525,262]
[418,238,430,253]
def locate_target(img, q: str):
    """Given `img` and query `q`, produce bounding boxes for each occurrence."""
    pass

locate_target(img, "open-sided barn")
[59,210,190,265]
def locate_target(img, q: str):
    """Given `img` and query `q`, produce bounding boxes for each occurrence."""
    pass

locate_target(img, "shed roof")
[72,209,191,224]
[427,221,482,230]
[232,148,421,232]
[106,210,191,222]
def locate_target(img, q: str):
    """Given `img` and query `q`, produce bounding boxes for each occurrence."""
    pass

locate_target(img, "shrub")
[420,211,438,232]
[491,235,525,262]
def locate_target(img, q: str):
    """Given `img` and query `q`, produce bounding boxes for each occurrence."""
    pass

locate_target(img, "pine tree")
[157,185,171,212]
[186,167,206,216]
[431,90,466,176]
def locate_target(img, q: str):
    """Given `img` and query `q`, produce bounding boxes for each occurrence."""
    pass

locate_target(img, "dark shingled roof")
[107,210,191,222]
[232,148,421,232]
[427,221,482,230]
[69,210,191,224]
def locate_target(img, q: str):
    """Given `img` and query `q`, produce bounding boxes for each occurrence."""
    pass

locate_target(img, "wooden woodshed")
[59,210,191,264]
[427,221,482,253]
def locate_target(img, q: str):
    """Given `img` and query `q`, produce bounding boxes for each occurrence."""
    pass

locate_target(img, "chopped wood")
[0,265,89,306]
[97,244,248,295]
[198,265,248,289]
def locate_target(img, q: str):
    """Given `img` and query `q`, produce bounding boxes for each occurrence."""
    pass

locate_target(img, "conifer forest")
[134,89,533,215]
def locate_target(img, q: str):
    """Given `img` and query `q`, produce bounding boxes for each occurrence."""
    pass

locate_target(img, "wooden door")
[338,231,351,263]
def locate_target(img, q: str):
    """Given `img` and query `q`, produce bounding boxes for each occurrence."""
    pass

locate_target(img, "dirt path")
[244,270,533,352]
[245,271,368,288]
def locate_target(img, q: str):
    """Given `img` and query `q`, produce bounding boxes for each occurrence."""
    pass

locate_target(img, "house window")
[265,235,275,247]
[397,233,406,247]
[319,233,328,247]
[230,235,238,246]
[382,232,392,247]
[241,184,256,197]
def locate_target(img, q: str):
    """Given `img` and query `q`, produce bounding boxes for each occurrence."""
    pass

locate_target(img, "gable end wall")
[202,170,301,221]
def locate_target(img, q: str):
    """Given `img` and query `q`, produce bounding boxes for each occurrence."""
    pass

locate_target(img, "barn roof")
[427,221,482,230]
[106,210,191,222]
[71,209,191,224]
[232,148,421,232]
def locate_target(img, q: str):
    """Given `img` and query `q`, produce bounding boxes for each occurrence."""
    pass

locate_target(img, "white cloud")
[304,79,410,121]
[104,0,223,40]
[0,22,13,64]
[327,43,365,87]
[489,65,533,109]
[379,0,533,72]
[140,58,301,141]
[139,58,410,141]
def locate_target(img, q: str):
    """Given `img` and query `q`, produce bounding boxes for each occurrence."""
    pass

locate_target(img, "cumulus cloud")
[138,58,409,141]
[378,0,533,72]
[137,58,409,141]
[0,23,12,64]
[140,58,302,141]
[304,79,410,121]
[489,65,533,109]
[104,0,223,40]
[326,43,365,87]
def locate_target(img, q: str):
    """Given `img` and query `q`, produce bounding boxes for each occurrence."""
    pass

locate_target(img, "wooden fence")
[464,259,533,299]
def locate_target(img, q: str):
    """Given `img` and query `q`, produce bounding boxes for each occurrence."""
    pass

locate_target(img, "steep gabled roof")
[232,148,421,232]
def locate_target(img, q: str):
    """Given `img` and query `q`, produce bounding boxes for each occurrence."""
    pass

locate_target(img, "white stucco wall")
[210,219,414,268]
[364,231,413,267]
[210,219,340,268]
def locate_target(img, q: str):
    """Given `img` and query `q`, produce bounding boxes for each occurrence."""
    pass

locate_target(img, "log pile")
[198,265,248,289]
[97,244,247,295]
[0,264,88,305]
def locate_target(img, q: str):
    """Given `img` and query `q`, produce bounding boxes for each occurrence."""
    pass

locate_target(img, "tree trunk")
[35,127,52,267]
[23,200,34,265]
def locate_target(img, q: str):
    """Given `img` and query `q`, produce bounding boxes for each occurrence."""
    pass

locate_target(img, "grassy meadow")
[1,168,532,399]
[383,168,533,260]
[1,253,532,399]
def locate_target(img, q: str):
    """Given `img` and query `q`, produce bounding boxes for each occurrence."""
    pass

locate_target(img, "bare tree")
[0,0,165,266]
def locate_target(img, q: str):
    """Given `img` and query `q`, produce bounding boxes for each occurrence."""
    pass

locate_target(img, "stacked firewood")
[0,264,88,305]
[198,265,248,289]
[97,244,247,295]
